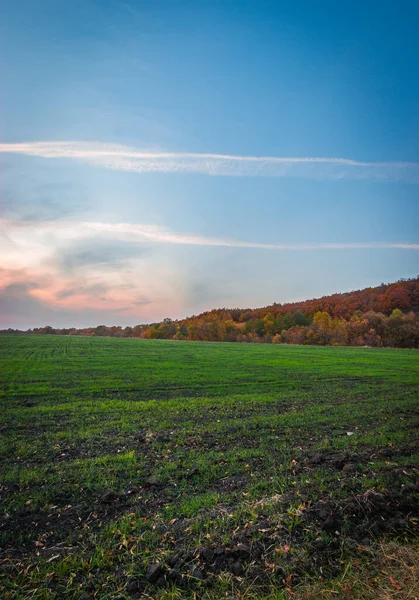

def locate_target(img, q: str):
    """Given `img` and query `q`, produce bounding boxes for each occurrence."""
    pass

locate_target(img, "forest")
[3,278,419,348]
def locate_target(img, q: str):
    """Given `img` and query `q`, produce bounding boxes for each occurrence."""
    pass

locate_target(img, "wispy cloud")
[3,218,418,251]
[1,218,418,328]
[55,238,151,273]
[1,141,419,182]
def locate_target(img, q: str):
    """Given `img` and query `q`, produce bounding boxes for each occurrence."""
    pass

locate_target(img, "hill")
[4,277,419,348]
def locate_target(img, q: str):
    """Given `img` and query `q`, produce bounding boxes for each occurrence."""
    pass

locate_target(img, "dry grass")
[294,541,419,600]
[366,542,419,599]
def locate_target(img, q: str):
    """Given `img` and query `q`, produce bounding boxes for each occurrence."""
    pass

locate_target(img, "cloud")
[1,141,419,182]
[0,281,148,329]
[2,218,418,251]
[0,220,183,328]
[0,282,55,326]
[55,283,111,300]
[55,238,151,273]
[1,217,417,329]
[134,296,152,307]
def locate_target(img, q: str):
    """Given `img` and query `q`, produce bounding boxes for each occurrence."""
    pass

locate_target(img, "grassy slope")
[1,335,418,599]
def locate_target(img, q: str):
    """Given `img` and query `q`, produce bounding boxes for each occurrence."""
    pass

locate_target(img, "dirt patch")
[303,487,418,543]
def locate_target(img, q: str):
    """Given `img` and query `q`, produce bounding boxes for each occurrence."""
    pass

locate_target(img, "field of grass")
[1,335,418,599]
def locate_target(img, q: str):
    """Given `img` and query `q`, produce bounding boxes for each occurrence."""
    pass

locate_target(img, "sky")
[1,0,419,329]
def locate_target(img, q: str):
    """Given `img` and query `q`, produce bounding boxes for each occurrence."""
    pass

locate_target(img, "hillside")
[4,277,419,348]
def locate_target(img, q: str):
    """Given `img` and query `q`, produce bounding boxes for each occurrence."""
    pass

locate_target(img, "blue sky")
[1,0,418,328]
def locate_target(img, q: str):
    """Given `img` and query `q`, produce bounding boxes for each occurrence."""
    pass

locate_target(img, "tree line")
[3,278,419,348]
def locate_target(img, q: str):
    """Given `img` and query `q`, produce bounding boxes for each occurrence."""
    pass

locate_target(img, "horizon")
[1,1,419,329]
[3,276,417,331]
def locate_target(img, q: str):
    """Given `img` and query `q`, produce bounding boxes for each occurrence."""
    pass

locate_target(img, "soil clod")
[146,563,164,584]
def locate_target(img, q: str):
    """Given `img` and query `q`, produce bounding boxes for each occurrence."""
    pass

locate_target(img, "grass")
[0,335,418,599]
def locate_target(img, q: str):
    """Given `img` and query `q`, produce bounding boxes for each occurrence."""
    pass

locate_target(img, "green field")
[1,335,418,599]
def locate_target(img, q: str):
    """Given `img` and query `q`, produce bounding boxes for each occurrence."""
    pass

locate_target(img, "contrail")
[3,219,419,251]
[1,141,418,182]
